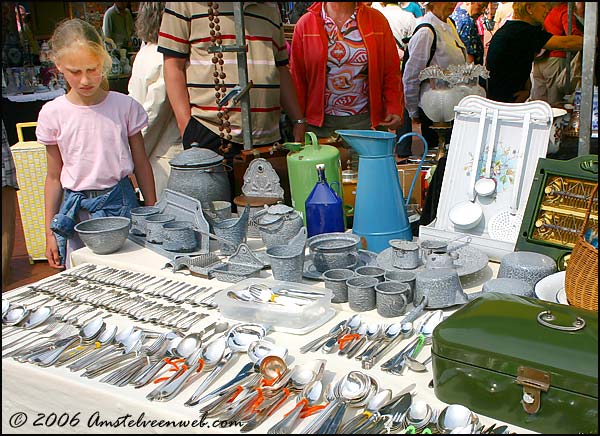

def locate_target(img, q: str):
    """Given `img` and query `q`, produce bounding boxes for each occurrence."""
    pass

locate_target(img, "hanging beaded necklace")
[208,2,232,154]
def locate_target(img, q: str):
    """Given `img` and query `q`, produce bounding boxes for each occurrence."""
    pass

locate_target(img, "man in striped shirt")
[158,2,305,157]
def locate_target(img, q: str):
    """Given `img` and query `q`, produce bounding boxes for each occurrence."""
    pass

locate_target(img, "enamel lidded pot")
[167,146,231,206]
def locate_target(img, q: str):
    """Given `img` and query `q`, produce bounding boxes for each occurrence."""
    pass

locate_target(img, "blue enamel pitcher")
[335,131,428,252]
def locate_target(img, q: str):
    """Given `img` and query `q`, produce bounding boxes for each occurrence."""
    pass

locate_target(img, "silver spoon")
[405,355,432,372]
[145,332,204,401]
[2,305,30,326]
[66,324,134,372]
[55,324,118,367]
[339,388,393,434]
[29,316,105,367]
[157,337,231,402]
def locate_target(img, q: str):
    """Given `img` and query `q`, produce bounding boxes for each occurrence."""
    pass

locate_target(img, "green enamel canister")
[432,292,598,434]
[285,132,344,224]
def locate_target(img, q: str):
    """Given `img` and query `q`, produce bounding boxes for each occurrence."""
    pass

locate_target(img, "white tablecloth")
[2,240,534,434]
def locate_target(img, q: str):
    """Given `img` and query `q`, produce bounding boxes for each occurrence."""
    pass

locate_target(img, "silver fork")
[100,333,168,386]
[11,323,78,361]
[1,317,60,351]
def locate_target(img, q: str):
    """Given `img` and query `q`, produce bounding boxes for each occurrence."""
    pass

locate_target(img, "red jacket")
[290,2,404,129]
[544,3,583,59]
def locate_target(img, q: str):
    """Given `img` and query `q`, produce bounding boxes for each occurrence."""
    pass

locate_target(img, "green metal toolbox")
[432,292,598,434]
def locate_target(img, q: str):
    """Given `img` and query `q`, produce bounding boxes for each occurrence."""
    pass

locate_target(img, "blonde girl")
[36,18,156,268]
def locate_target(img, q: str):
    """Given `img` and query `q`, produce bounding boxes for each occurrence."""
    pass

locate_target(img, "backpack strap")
[404,22,437,67]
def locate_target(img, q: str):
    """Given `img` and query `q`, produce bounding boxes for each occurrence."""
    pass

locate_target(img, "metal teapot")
[253,204,304,249]
[166,146,231,206]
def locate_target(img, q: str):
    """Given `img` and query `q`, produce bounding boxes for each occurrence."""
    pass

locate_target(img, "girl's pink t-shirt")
[36,91,148,191]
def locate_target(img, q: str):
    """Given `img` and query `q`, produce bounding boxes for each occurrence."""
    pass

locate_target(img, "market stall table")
[2,240,535,434]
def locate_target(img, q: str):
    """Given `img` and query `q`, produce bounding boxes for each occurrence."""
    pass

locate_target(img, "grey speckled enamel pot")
[323,268,355,303]
[266,244,305,283]
[355,266,385,282]
[415,268,468,309]
[497,251,557,287]
[167,147,231,206]
[254,204,304,249]
[144,213,175,244]
[308,232,361,272]
[162,221,198,252]
[130,206,160,236]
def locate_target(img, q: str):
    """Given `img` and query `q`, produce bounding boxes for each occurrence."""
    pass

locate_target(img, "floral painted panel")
[463,140,517,194]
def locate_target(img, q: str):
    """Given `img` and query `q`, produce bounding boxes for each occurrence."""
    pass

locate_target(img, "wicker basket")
[565,183,598,311]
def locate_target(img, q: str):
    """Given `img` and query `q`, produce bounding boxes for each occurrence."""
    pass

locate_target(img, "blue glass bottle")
[305,164,345,237]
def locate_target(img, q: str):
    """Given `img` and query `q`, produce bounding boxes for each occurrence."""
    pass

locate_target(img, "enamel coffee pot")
[334,131,428,252]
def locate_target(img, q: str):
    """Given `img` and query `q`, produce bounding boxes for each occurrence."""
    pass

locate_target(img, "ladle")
[404,400,435,432]
[448,108,488,230]
[437,404,479,434]
[184,324,266,406]
[474,108,499,197]
[316,371,373,434]
[247,339,288,365]
[30,317,105,367]
[339,388,393,434]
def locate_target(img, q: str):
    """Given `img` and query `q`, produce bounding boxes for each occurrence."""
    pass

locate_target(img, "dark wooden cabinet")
[30,2,68,39]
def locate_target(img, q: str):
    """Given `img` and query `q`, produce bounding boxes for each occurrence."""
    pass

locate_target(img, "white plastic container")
[214,278,334,334]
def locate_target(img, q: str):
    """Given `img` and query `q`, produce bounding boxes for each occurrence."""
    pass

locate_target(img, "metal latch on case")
[517,366,550,414]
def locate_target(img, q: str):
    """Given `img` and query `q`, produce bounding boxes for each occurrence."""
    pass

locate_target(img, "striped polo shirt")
[158,2,288,146]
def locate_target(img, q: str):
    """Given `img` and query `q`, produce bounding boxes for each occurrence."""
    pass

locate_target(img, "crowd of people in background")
[1,1,590,281]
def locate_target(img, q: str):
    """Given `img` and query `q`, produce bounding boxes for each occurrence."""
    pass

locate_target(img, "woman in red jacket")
[290,2,404,139]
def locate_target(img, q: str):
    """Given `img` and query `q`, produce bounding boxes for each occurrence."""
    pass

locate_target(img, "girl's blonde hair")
[49,18,112,91]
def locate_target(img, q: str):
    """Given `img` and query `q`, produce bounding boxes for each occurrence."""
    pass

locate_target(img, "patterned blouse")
[451,7,484,65]
[321,4,369,116]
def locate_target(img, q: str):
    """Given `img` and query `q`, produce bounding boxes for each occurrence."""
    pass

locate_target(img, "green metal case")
[432,292,598,434]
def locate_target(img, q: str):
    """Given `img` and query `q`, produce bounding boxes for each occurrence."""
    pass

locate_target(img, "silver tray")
[303,249,378,280]
[376,242,488,277]
[128,189,211,259]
